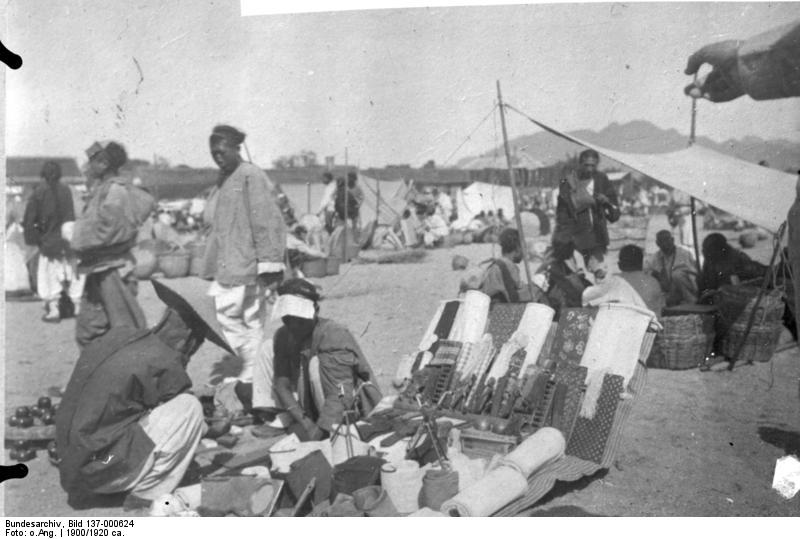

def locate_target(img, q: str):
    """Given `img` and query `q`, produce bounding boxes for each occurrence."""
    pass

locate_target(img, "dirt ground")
[4,213,800,517]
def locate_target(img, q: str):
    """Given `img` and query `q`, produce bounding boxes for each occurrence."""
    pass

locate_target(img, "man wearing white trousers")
[200,125,287,400]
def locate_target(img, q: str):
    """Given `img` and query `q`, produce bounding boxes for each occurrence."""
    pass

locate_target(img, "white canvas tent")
[278,174,411,226]
[453,181,516,228]
[517,113,797,234]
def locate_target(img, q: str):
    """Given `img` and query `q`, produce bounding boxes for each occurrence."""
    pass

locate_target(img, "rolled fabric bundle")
[441,464,528,517]
[352,486,399,517]
[499,427,565,477]
[451,290,491,344]
[418,468,460,511]
[381,460,423,514]
[516,303,556,370]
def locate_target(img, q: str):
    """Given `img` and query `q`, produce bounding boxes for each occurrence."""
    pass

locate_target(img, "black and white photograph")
[3,0,800,520]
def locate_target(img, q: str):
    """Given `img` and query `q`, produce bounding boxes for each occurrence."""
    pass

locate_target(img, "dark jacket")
[554,171,620,254]
[22,180,75,259]
[55,326,192,497]
[200,162,287,286]
[698,249,767,295]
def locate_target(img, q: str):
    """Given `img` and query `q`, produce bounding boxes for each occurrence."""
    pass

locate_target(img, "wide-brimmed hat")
[151,278,235,355]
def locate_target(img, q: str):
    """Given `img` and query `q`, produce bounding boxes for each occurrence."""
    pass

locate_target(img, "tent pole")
[376,178,381,224]
[496,80,535,300]
[343,150,348,262]
[306,181,311,214]
[688,76,702,275]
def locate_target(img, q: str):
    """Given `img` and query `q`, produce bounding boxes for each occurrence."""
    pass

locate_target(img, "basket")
[648,313,715,370]
[721,321,783,363]
[131,245,159,280]
[185,241,206,277]
[158,249,191,278]
[301,258,328,278]
[326,257,341,276]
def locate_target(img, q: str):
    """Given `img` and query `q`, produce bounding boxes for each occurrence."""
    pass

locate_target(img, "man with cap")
[244,278,382,441]
[201,125,287,398]
[55,279,233,510]
[65,141,153,348]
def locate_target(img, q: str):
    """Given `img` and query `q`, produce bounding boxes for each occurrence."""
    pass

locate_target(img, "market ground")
[4,213,800,517]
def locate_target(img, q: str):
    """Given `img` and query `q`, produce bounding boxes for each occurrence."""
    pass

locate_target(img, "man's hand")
[300,417,323,441]
[684,39,745,102]
[594,193,611,206]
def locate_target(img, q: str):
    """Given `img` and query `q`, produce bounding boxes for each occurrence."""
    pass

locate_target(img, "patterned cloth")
[429,340,462,366]
[549,308,598,365]
[434,301,461,341]
[487,303,528,348]
[565,373,624,464]
[552,362,588,442]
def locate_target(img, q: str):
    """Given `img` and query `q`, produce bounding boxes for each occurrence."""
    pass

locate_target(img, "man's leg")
[671,270,699,305]
[213,283,257,380]
[37,255,62,320]
[129,394,207,501]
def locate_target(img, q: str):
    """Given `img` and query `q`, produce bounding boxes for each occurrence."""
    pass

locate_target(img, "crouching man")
[259,278,383,441]
[55,279,235,510]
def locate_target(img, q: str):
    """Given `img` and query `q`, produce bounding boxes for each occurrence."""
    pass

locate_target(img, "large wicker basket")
[714,285,784,363]
[158,249,191,278]
[648,312,715,370]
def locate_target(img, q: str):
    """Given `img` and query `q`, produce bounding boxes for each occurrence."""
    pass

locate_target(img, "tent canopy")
[513,110,797,234]
[278,174,411,226]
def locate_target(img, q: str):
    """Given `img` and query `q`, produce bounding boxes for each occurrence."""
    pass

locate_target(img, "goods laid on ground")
[356,249,427,265]
[5,396,60,463]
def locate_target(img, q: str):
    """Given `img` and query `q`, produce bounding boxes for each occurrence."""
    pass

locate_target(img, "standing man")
[317,172,337,233]
[23,161,85,322]
[68,141,151,349]
[201,125,287,402]
[554,149,621,278]
[645,230,698,307]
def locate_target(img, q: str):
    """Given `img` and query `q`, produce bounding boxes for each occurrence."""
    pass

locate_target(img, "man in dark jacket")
[554,149,621,278]
[55,279,234,510]
[23,161,84,321]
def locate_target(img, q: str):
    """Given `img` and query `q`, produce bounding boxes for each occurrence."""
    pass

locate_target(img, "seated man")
[480,227,546,304]
[583,244,665,317]
[55,279,235,510]
[421,206,449,248]
[645,229,698,306]
[267,278,383,441]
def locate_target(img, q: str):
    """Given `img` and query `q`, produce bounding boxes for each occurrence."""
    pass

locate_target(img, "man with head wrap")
[241,278,382,441]
[201,125,287,403]
[67,141,151,348]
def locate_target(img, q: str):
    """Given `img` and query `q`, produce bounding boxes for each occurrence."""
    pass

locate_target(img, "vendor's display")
[6,396,59,462]
[387,292,656,516]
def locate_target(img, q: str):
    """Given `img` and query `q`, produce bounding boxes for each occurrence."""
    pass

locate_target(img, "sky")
[5,1,800,169]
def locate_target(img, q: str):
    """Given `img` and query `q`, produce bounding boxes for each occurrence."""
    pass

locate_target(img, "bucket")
[302,258,328,278]
[326,257,341,276]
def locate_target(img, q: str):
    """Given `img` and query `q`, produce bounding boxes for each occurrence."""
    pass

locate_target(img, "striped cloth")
[493,363,648,516]
[430,340,463,366]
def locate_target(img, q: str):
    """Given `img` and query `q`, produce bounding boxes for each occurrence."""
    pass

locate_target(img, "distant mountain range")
[457,120,799,173]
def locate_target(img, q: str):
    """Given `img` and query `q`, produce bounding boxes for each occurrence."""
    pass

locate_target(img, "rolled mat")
[440,464,528,517]
[381,460,424,514]
[499,427,565,477]
[516,303,556,370]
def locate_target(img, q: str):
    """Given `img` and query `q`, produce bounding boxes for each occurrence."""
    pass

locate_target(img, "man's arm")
[245,168,287,267]
[71,183,137,251]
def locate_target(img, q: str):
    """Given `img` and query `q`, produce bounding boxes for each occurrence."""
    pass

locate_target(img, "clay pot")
[8,416,20,427]
[10,448,36,462]
[15,406,31,418]
[451,255,469,271]
[29,405,43,418]
[40,411,55,426]
[17,415,34,428]
[37,397,52,410]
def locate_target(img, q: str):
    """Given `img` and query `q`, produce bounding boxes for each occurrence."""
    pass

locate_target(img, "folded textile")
[549,308,597,365]
[331,455,386,501]
[435,301,461,341]
[287,450,332,506]
[199,476,278,517]
[418,301,447,352]
[553,362,587,441]
[500,427,565,477]
[579,304,651,417]
[419,468,460,511]
[449,290,490,344]
[566,373,624,464]
[381,460,423,514]
[486,303,528,349]
[440,463,528,517]
[352,486,399,517]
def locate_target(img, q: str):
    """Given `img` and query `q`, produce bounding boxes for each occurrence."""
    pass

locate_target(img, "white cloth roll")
[452,290,490,344]
[515,303,556,370]
[499,427,565,477]
[440,464,528,517]
[381,460,424,514]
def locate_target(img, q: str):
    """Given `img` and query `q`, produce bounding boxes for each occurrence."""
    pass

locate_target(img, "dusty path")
[4,217,800,516]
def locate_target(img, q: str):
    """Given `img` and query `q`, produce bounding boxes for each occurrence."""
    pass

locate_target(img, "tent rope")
[440,104,499,168]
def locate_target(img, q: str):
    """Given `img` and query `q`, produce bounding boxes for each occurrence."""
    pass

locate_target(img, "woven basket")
[721,321,782,363]
[158,249,190,278]
[648,313,715,370]
[715,286,784,363]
